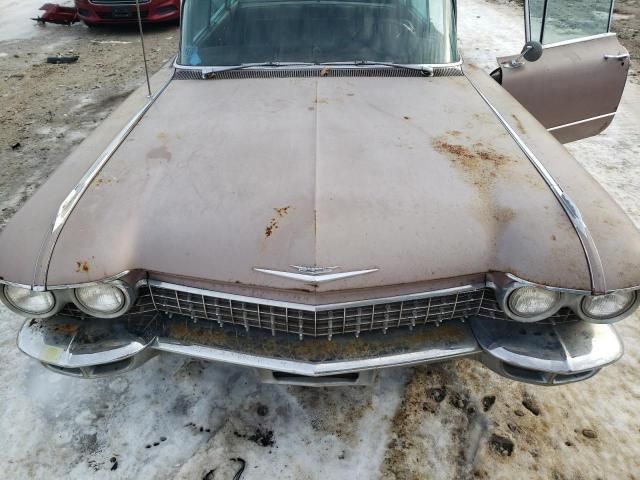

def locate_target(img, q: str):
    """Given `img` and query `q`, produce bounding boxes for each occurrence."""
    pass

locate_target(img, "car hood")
[41,74,593,292]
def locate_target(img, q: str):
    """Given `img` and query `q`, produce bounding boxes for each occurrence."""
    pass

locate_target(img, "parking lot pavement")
[0,0,639,478]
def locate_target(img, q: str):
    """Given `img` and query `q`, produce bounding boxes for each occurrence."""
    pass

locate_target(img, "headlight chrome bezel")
[0,284,59,317]
[580,290,639,323]
[72,280,135,319]
[490,273,640,324]
[504,286,565,322]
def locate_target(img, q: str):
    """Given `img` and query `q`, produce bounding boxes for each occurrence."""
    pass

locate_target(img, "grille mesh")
[60,285,580,340]
[173,66,463,81]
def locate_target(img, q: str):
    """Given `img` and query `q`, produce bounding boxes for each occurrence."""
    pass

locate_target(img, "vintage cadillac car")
[0,0,636,386]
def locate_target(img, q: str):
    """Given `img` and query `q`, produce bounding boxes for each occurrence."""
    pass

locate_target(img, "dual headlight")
[1,282,130,318]
[506,285,638,322]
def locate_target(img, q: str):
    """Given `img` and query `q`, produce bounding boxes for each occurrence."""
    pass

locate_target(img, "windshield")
[179,0,458,66]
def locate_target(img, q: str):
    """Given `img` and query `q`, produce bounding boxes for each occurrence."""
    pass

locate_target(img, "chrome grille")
[137,286,486,339]
[59,284,581,339]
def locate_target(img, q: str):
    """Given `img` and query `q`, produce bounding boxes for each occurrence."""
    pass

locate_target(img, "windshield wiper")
[199,62,317,78]
[320,60,433,76]
[192,60,433,79]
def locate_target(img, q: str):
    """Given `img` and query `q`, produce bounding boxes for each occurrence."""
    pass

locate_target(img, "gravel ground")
[0,0,639,479]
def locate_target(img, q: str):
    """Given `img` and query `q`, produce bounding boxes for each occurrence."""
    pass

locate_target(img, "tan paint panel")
[0,63,174,286]
[47,75,590,291]
[498,35,629,142]
[466,65,640,291]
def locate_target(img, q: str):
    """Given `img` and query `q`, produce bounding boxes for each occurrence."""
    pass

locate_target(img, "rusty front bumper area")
[18,313,623,386]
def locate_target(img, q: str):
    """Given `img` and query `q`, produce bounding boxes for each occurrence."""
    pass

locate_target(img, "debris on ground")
[46,55,79,64]
[482,395,496,412]
[489,434,515,456]
[230,457,246,480]
[234,428,275,447]
[522,394,541,416]
[10,142,21,150]
[582,428,598,439]
[32,4,79,26]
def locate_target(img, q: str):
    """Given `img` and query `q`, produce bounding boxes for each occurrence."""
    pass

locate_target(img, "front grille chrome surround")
[72,281,576,340]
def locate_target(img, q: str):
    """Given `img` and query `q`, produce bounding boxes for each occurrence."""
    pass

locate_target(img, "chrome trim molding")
[471,317,623,375]
[148,278,483,312]
[547,112,616,132]
[543,32,615,49]
[173,59,464,76]
[463,73,607,294]
[46,270,132,290]
[155,337,479,377]
[30,78,173,290]
[19,312,623,384]
[253,267,379,284]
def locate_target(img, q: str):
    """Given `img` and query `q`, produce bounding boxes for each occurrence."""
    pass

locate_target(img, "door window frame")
[523,0,615,45]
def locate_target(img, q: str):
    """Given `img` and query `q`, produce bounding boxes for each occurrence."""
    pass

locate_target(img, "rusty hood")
[30,73,604,292]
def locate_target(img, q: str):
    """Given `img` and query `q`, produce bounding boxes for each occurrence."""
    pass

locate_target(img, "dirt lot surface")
[612,0,640,81]
[0,18,178,229]
[0,0,639,479]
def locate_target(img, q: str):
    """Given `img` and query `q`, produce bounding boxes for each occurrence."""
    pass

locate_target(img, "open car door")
[495,0,630,143]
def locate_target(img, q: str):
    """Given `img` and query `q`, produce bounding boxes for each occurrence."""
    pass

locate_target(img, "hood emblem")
[253,265,378,284]
[290,265,339,275]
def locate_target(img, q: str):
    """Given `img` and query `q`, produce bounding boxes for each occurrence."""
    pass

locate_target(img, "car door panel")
[497,34,630,143]
[495,0,630,143]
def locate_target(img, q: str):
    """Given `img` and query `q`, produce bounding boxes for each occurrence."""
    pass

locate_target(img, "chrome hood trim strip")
[463,72,607,294]
[30,78,174,289]
[147,278,483,311]
[253,267,379,284]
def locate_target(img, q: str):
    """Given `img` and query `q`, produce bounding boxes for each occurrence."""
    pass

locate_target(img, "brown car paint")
[1,60,639,299]
[498,34,630,143]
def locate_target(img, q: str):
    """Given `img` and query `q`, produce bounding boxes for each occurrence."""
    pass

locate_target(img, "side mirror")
[502,41,543,69]
[521,41,543,62]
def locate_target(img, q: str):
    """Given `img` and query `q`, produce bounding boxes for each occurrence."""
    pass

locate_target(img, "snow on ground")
[1,0,639,478]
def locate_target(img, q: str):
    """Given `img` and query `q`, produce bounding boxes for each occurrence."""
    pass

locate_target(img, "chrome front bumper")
[18,313,623,386]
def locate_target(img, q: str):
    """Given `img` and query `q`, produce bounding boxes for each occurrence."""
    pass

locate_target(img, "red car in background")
[75,0,180,25]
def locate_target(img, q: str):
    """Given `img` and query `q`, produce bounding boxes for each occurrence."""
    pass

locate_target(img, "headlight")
[507,286,562,319]
[581,291,638,321]
[74,284,126,316]
[3,285,55,315]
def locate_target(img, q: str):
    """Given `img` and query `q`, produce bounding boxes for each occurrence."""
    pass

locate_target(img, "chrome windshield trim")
[463,73,607,294]
[173,59,464,74]
[146,278,484,311]
[547,112,616,132]
[30,77,173,290]
[543,32,615,49]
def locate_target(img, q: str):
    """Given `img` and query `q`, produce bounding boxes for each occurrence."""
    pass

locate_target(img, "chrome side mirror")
[502,41,543,69]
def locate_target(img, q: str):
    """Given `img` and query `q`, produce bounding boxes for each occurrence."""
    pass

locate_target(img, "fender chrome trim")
[30,77,174,290]
[463,72,607,294]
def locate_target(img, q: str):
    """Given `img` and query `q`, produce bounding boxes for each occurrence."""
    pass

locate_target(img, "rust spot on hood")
[265,206,292,238]
[76,260,89,273]
[432,137,513,195]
